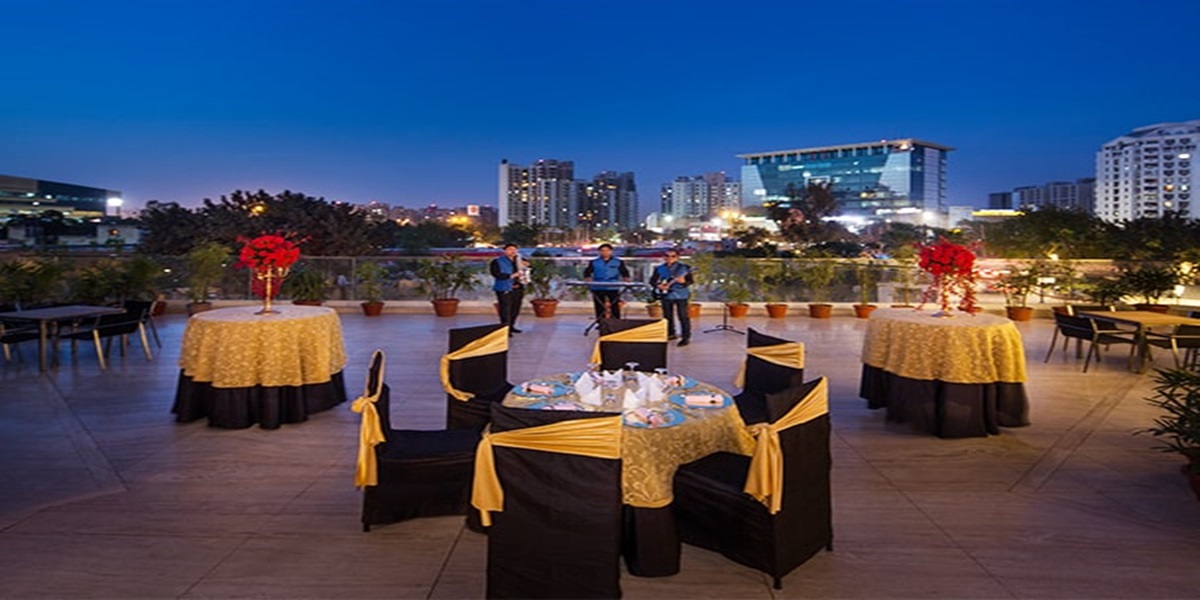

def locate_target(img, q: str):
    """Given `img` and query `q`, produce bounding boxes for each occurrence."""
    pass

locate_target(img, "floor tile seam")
[897,489,1021,599]
[1008,374,1142,494]
[176,532,259,598]
[425,521,467,599]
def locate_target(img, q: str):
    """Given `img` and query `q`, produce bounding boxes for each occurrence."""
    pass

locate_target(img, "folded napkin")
[578,386,603,406]
[646,382,664,404]
[574,374,596,397]
[623,388,642,410]
[684,393,724,407]
[635,371,653,390]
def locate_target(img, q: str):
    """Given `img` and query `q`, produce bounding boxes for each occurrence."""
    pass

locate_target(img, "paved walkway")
[1,310,1198,598]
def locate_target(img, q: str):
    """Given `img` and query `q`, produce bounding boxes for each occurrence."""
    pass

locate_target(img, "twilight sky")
[2,0,1197,215]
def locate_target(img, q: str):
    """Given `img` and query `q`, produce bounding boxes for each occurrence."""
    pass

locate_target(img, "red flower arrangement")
[917,238,979,315]
[237,234,301,272]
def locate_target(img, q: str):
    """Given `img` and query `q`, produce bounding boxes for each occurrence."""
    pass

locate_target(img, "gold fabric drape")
[179,305,346,388]
[589,319,668,365]
[733,341,805,389]
[350,351,387,488]
[471,416,623,526]
[861,309,1027,384]
[743,377,828,514]
[440,326,509,401]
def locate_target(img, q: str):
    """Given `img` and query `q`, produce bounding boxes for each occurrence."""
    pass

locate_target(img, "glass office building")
[0,175,116,218]
[738,139,951,218]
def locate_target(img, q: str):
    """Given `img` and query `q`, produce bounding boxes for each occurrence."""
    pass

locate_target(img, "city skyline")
[2,0,1197,215]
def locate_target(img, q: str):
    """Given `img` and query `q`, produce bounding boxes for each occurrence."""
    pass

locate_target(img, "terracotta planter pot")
[151,300,167,317]
[1006,306,1034,321]
[1134,303,1171,313]
[432,298,460,317]
[853,304,877,319]
[531,298,559,318]
[1051,305,1070,315]
[361,301,384,316]
[186,302,212,316]
[765,303,789,319]
[808,303,833,319]
[689,303,701,319]
[646,304,664,319]
[726,302,750,318]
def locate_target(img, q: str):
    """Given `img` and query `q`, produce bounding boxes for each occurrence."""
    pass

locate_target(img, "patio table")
[0,304,125,372]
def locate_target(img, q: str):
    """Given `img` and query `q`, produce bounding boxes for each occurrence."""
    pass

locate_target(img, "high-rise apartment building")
[498,159,576,227]
[577,171,638,230]
[1095,120,1198,221]
[660,172,740,220]
[987,178,1095,213]
[738,139,951,218]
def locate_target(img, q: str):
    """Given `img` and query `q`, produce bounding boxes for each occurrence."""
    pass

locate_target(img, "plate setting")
[668,391,731,409]
[512,380,571,397]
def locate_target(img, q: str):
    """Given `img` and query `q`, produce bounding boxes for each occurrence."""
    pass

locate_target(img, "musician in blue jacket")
[649,249,694,346]
[582,243,631,319]
[489,243,526,334]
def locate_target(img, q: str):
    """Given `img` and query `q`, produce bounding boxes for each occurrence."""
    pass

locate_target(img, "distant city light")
[107,197,124,207]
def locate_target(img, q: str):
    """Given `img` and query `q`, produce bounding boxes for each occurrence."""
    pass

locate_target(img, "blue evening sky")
[2,0,1197,215]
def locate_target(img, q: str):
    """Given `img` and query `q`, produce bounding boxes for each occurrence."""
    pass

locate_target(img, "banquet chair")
[1145,324,1200,370]
[0,319,39,363]
[594,318,668,372]
[477,403,624,599]
[444,324,514,431]
[1044,312,1136,373]
[672,378,832,590]
[122,300,162,348]
[355,350,480,532]
[56,309,151,370]
[733,328,805,425]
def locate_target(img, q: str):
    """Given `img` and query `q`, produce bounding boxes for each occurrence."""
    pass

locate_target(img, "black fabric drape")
[859,364,1030,438]
[734,328,805,425]
[621,506,679,577]
[485,404,623,599]
[172,370,346,429]
[597,319,667,372]
[446,324,512,430]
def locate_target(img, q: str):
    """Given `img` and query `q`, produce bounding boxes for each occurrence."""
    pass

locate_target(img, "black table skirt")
[172,370,348,429]
[622,505,680,577]
[859,365,1029,438]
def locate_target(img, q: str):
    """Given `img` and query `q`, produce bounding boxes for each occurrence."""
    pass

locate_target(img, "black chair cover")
[597,318,667,372]
[734,328,805,425]
[362,350,479,531]
[672,379,832,589]
[446,323,513,430]
[485,404,623,599]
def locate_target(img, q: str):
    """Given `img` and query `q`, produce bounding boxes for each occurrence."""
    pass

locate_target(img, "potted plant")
[997,265,1036,321]
[632,286,663,319]
[889,245,920,307]
[355,261,387,316]
[716,256,752,318]
[416,255,479,317]
[754,261,790,318]
[284,269,330,306]
[185,242,229,315]
[799,257,837,318]
[1137,369,1200,501]
[1119,264,1177,313]
[853,260,879,319]
[526,258,560,318]
[1082,277,1127,307]
[3,258,65,308]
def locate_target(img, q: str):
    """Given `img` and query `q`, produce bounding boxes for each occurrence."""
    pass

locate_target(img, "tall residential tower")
[1095,120,1198,221]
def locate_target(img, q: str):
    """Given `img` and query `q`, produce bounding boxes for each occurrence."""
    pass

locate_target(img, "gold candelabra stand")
[255,266,290,315]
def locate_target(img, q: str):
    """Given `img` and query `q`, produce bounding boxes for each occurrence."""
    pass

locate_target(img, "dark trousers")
[662,298,691,340]
[496,288,523,328]
[591,290,622,319]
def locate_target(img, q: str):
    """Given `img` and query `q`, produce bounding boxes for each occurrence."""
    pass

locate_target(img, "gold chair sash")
[471,415,623,526]
[350,350,387,488]
[440,326,510,401]
[743,377,828,514]
[733,341,805,389]
[589,319,668,365]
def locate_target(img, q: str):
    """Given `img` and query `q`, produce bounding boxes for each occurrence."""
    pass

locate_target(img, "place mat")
[512,380,572,397]
[669,391,731,409]
[525,399,587,411]
[623,407,685,429]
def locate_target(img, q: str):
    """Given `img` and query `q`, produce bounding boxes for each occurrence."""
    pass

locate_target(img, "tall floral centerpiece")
[237,234,302,314]
[917,238,979,316]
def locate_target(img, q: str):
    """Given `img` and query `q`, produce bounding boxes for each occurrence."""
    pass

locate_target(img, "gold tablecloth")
[504,373,755,508]
[861,308,1027,384]
[179,306,347,389]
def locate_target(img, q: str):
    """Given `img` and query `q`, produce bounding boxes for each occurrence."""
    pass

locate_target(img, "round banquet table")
[503,372,754,577]
[858,308,1030,438]
[171,305,348,429]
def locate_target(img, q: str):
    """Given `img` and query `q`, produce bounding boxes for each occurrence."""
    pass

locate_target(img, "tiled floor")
[2,307,1199,599]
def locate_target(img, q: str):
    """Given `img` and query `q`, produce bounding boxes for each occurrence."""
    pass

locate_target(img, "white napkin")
[574,374,596,397]
[635,371,652,391]
[578,387,603,406]
[622,388,642,410]
[646,381,664,404]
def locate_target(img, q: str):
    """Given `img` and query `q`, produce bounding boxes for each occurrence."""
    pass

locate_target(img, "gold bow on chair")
[471,415,623,526]
[589,319,668,365]
[733,341,805,389]
[440,326,509,401]
[350,351,387,488]
[743,377,828,514]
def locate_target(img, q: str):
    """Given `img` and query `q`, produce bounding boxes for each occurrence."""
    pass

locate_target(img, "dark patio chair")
[733,328,805,425]
[1044,312,1136,373]
[443,324,513,431]
[594,318,667,372]
[1146,325,1200,370]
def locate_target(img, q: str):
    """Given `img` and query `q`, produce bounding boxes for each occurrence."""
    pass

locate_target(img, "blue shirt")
[651,262,692,300]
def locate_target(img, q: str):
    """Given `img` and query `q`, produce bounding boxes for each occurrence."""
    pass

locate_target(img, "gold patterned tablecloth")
[179,306,347,389]
[504,373,755,508]
[861,308,1027,384]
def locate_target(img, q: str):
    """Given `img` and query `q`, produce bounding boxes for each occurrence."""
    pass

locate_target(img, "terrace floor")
[1,308,1198,599]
